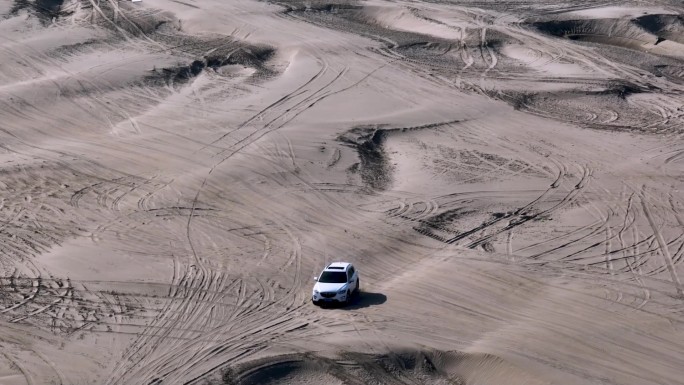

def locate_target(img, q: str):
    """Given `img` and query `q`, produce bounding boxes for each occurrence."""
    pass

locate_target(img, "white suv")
[312,262,359,305]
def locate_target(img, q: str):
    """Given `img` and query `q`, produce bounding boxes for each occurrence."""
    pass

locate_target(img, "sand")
[1,0,683,384]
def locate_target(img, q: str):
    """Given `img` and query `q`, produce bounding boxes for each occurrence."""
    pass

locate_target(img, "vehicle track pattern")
[2,0,684,384]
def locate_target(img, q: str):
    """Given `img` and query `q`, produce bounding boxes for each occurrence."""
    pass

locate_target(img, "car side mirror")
[313,276,318,281]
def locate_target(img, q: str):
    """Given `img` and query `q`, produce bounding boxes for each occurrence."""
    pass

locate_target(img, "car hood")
[314,282,347,293]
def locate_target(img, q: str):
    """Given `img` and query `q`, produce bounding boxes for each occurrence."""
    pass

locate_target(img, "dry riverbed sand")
[1,0,684,384]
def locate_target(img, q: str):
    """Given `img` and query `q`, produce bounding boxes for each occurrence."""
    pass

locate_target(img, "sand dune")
[1,0,683,384]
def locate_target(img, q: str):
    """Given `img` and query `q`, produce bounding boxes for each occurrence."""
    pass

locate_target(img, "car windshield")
[318,271,347,283]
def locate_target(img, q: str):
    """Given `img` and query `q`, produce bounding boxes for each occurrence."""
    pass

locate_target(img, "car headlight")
[337,288,346,294]
[313,290,319,294]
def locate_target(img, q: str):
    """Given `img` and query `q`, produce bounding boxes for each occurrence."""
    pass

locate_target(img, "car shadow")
[319,291,387,310]
[347,291,386,309]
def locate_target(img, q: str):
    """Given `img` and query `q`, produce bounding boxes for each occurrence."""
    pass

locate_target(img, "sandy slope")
[1,0,683,384]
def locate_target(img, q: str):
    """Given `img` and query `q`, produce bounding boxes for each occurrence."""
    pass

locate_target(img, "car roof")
[325,262,352,271]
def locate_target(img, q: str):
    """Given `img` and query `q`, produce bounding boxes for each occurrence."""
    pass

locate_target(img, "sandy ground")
[1,0,684,384]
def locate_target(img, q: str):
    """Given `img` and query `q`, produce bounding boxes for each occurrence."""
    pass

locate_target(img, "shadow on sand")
[318,291,387,310]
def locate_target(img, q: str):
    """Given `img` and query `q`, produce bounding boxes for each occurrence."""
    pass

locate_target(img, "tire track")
[640,189,684,296]
[10,280,72,323]
[2,352,34,385]
[431,162,582,247]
